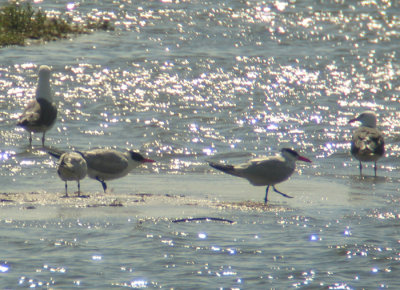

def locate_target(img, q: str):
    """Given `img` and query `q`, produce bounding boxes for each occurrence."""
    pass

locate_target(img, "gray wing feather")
[83,150,129,174]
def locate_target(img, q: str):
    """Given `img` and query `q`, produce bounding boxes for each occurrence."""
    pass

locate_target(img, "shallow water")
[0,0,400,288]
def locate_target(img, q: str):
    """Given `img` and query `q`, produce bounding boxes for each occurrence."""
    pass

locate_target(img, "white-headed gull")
[55,152,87,197]
[17,65,57,146]
[349,111,384,177]
[77,149,155,192]
[209,148,312,204]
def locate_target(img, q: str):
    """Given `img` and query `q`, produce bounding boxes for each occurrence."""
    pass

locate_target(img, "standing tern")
[349,111,384,177]
[17,65,57,147]
[50,151,87,197]
[78,149,155,192]
[209,148,312,204]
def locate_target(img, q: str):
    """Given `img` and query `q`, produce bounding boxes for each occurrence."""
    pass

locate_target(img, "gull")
[17,65,57,147]
[78,149,155,192]
[349,111,384,177]
[52,151,88,197]
[209,148,312,204]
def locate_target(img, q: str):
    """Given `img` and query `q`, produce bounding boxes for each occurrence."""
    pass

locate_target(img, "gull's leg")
[64,181,68,197]
[374,161,377,177]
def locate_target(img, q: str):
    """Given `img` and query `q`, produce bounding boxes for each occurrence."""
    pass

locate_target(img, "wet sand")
[0,173,392,221]
[1,174,398,289]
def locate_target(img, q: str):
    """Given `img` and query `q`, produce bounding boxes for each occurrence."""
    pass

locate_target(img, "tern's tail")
[209,162,240,177]
[47,147,65,160]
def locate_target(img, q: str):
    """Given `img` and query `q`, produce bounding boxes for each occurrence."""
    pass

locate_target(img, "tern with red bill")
[349,111,384,177]
[77,149,155,192]
[209,148,312,204]
[17,65,57,147]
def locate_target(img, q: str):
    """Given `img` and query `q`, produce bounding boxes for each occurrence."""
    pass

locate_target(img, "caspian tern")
[17,65,57,147]
[51,151,87,197]
[209,148,312,204]
[349,111,384,177]
[77,149,155,192]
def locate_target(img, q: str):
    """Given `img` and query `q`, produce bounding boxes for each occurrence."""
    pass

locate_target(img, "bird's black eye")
[129,151,144,162]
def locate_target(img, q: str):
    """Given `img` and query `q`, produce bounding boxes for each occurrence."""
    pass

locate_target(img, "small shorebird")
[78,149,155,192]
[17,65,57,147]
[349,111,384,177]
[209,148,311,204]
[55,152,88,197]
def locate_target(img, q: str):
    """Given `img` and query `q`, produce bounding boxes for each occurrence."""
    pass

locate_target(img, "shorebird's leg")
[374,161,377,177]
[76,181,90,198]
[264,185,270,204]
[64,181,69,197]
[42,132,46,147]
[359,161,363,177]
[29,132,33,146]
[96,176,107,193]
[101,181,107,192]
[272,186,293,199]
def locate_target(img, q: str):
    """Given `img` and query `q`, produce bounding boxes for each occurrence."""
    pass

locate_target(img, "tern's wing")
[236,156,285,174]
[235,156,294,185]
[82,150,129,174]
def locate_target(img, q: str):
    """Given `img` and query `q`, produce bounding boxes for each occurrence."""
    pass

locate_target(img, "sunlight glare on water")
[0,0,399,288]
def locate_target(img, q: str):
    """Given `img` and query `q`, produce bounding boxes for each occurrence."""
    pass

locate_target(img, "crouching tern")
[78,148,155,192]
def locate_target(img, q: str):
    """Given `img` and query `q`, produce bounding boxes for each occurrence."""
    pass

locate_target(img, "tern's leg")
[264,185,270,204]
[64,181,68,197]
[77,180,81,197]
[359,161,363,177]
[272,186,293,199]
[374,161,377,177]
[96,176,107,193]
[29,132,32,146]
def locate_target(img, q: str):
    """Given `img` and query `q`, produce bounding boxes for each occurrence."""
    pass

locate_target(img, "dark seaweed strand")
[172,217,235,224]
